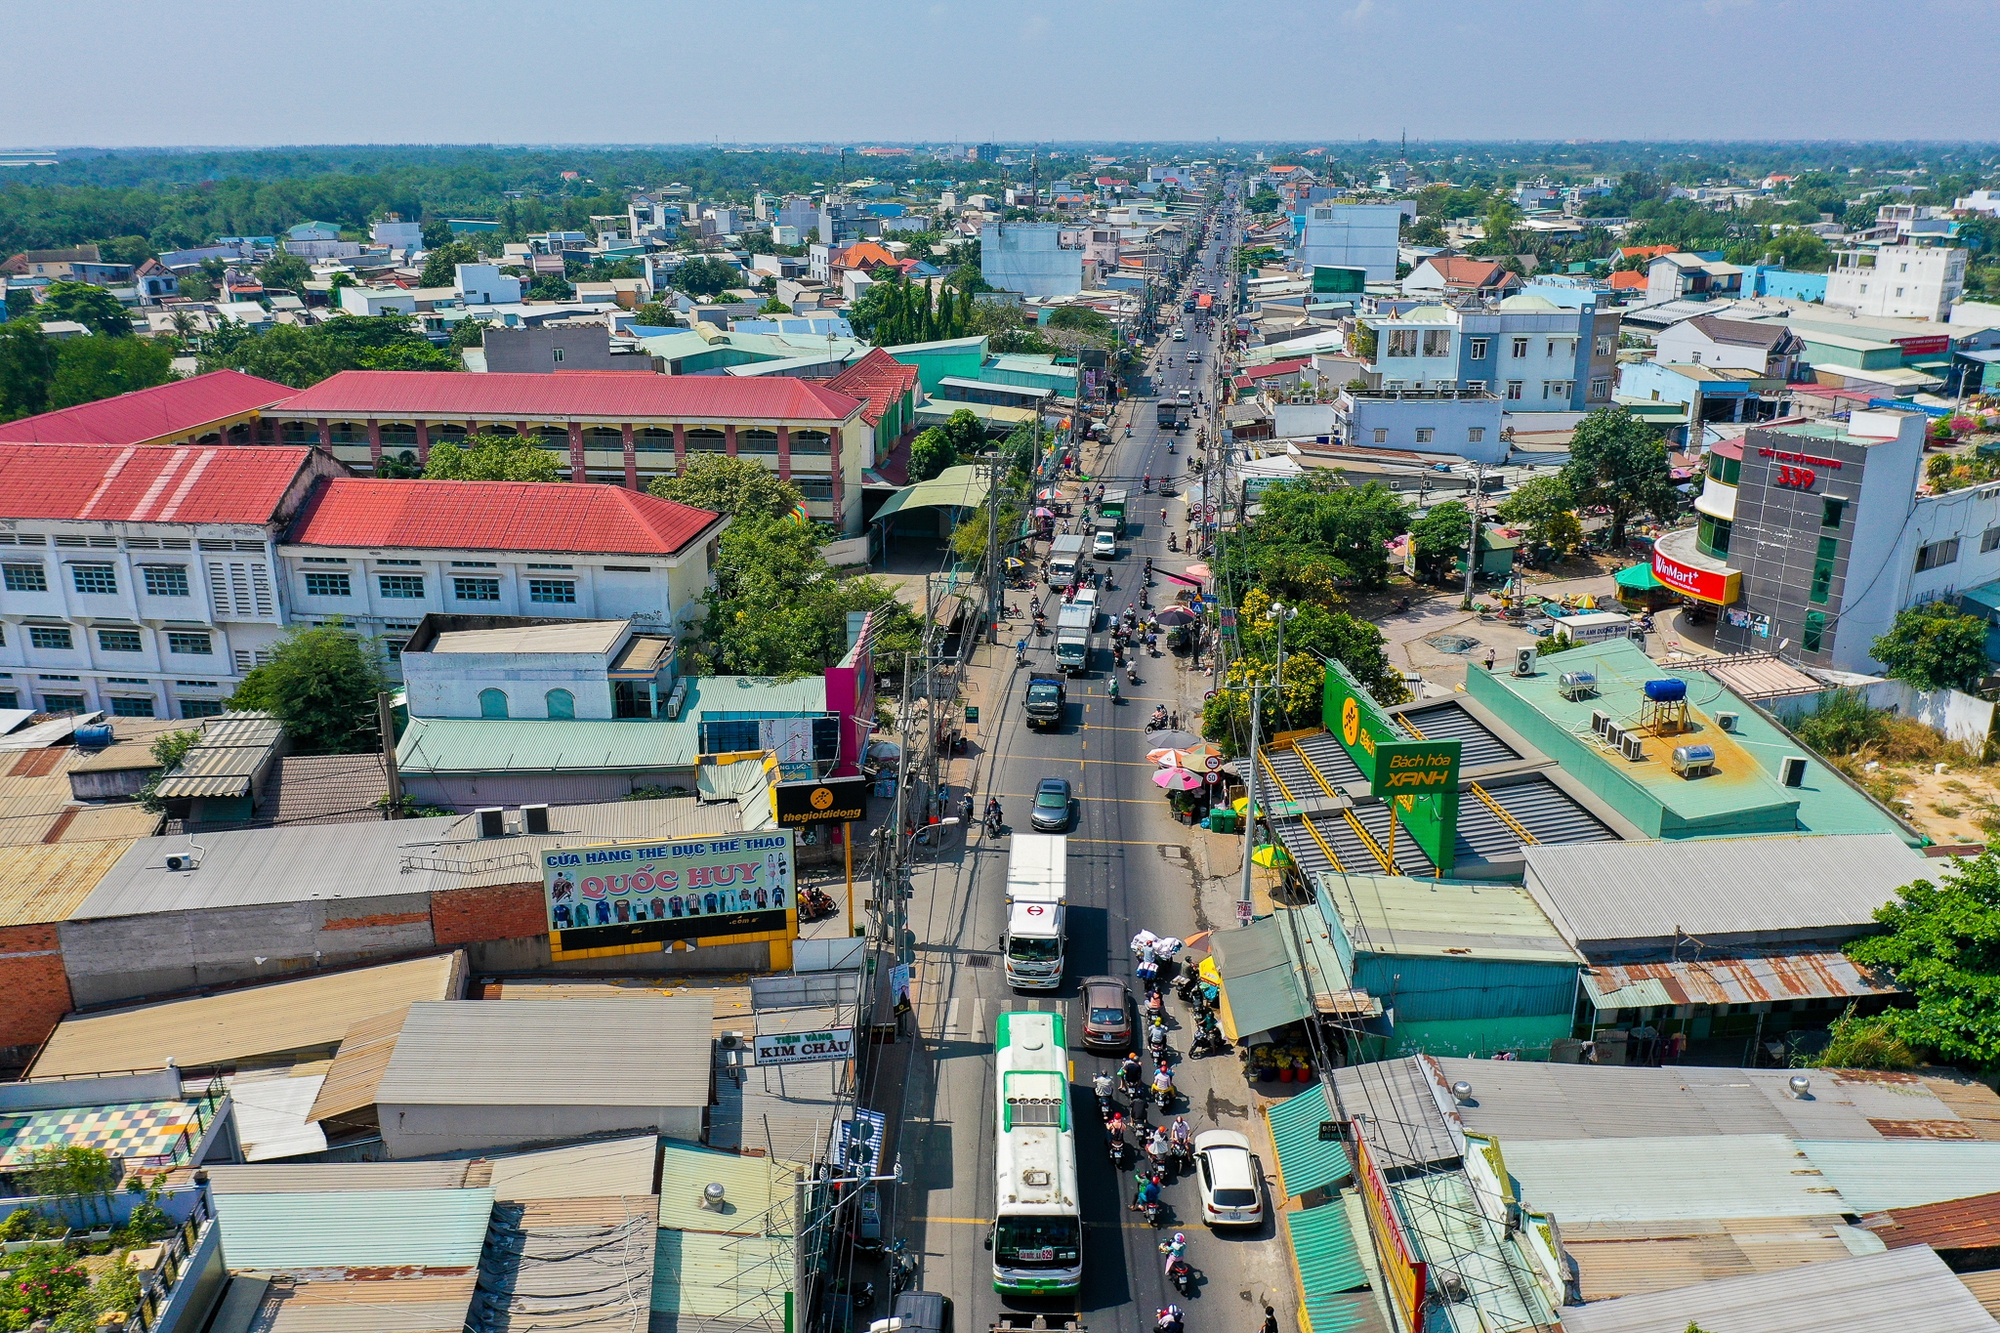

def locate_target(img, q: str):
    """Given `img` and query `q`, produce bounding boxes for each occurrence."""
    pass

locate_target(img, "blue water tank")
[74,724,115,749]
[1643,679,1687,702]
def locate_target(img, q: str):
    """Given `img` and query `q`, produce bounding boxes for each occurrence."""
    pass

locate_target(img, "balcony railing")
[121,1189,217,1333]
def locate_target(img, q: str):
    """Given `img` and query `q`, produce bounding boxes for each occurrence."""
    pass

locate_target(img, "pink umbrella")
[1154,768,1205,792]
[1184,563,1213,581]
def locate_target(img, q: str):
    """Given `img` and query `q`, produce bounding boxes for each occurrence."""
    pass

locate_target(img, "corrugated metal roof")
[0,443,311,524]
[1521,835,1932,951]
[1285,1201,1370,1312]
[1435,1058,1983,1144]
[214,1187,496,1270]
[489,1135,659,1203]
[398,715,703,776]
[198,712,285,748]
[0,369,293,445]
[0,838,135,927]
[205,1160,475,1193]
[375,998,713,1107]
[1503,1134,1851,1222]
[52,804,161,843]
[1266,1083,1353,1199]
[1330,1056,1466,1170]
[657,1141,798,1235]
[650,1230,790,1333]
[1391,1169,1557,1332]
[476,1194,660,1332]
[1313,873,1580,965]
[1961,1269,2000,1321]
[709,1053,839,1164]
[231,1072,328,1162]
[1581,949,1897,1008]
[1392,701,1519,766]
[252,1272,478,1333]
[1561,1215,1883,1302]
[1861,1189,2000,1252]
[1560,1245,2000,1333]
[432,621,629,655]
[1210,913,1312,1039]
[306,1004,410,1127]
[286,478,721,559]
[28,951,465,1079]
[1456,773,1620,855]
[267,368,864,426]
[1797,1140,2000,1212]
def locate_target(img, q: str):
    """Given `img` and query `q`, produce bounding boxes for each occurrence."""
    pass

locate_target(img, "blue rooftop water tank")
[74,723,115,749]
[1643,679,1687,703]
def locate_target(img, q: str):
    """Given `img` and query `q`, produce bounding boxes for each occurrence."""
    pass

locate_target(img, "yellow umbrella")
[1231,796,1272,819]
[1251,843,1293,868]
[1197,955,1222,985]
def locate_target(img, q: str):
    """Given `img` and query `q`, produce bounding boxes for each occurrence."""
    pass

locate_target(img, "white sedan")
[1193,1130,1263,1228]
[1092,531,1118,560]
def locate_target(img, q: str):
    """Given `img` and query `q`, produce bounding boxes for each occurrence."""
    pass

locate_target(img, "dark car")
[880,1291,952,1333]
[1081,975,1134,1052]
[1030,777,1073,832]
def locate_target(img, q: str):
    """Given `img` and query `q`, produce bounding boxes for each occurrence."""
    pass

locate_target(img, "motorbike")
[1109,677,1121,703]
[1016,640,1028,666]
[1128,662,1140,685]
[1147,708,1168,732]
[1172,969,1201,1003]
[1167,532,1178,552]
[1168,441,1177,454]
[1107,1126,1131,1168]
[1189,1027,1230,1058]
[1166,1257,1199,1297]
[797,888,839,922]
[985,811,1004,838]
[1119,1067,1144,1099]
[1153,1080,1175,1111]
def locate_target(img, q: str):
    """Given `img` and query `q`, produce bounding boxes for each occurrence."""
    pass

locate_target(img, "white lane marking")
[944,997,961,1036]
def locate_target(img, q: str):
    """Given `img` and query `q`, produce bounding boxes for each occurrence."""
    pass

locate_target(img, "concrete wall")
[483,323,619,373]
[400,768,697,813]
[59,892,439,1007]
[401,648,616,720]
[980,224,1083,299]
[379,1100,703,1159]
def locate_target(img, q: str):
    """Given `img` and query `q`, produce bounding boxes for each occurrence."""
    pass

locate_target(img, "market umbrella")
[1170,741,1224,771]
[1184,563,1213,581]
[1032,507,1055,518]
[1154,768,1205,792]
[1004,557,1027,571]
[1153,606,1198,628]
[1251,843,1294,869]
[1144,734,1201,763]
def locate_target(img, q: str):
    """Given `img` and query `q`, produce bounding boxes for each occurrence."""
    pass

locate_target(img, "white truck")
[1053,589,1097,675]
[1047,534,1088,588]
[1003,832,1068,990]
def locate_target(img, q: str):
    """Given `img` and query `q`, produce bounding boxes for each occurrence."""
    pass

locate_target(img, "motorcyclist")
[985,796,1002,832]
[1155,1305,1184,1333]
[1151,704,1168,729]
[1158,1232,1188,1261]
[1152,1062,1176,1100]
[1143,472,1152,491]
[1135,1175,1163,1214]
[1109,676,1121,701]
[1121,1053,1143,1091]
[1160,508,1169,525]
[1093,1070,1115,1104]
[1147,1124,1171,1161]
[1170,1116,1193,1156]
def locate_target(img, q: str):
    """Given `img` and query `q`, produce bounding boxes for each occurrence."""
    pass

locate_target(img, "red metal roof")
[0,370,295,445]
[825,348,919,428]
[0,444,317,524]
[1241,359,1309,381]
[285,478,721,557]
[265,370,863,425]
[1608,270,1650,291]
[1862,1190,2000,1251]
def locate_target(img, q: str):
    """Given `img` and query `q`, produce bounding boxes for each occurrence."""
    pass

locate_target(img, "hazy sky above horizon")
[8,0,1997,149]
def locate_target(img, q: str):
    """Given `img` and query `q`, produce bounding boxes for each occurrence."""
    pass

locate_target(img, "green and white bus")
[990,1010,1082,1294]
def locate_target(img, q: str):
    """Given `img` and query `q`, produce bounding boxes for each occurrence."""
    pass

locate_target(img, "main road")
[885,195,1293,1333]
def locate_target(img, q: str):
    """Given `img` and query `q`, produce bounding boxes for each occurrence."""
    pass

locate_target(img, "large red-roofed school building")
[0,367,880,532]
[0,444,721,720]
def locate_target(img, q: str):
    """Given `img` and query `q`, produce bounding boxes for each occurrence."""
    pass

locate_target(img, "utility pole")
[377,690,402,816]
[986,449,1002,644]
[1461,459,1485,611]
[1238,682,1262,928]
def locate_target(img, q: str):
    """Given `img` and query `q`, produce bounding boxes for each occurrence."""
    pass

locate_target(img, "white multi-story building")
[0,445,341,720]
[1294,204,1402,283]
[1824,243,1968,323]
[0,446,723,720]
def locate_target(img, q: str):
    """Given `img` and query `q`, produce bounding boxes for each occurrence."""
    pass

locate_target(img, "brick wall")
[430,882,548,947]
[0,923,74,1053]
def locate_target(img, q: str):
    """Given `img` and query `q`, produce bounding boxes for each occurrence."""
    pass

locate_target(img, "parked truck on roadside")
[1024,673,1065,729]
[1003,833,1068,990]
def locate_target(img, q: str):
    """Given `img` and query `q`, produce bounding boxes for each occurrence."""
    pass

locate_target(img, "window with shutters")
[232,648,275,672]
[208,562,274,617]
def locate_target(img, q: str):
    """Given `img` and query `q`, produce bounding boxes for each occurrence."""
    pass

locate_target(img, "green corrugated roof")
[398,715,701,773]
[1210,913,1312,1039]
[1285,1201,1372,1332]
[214,1188,495,1269]
[1302,1290,1381,1333]
[652,1230,790,1331]
[1266,1082,1353,1198]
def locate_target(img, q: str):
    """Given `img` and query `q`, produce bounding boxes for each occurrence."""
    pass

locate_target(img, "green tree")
[1560,408,1675,547]
[419,240,482,288]
[631,301,679,328]
[199,313,456,388]
[0,320,59,420]
[672,256,740,299]
[1219,476,1407,601]
[1409,501,1472,583]
[649,453,803,521]
[908,426,959,483]
[45,334,174,410]
[941,408,987,459]
[1845,852,2000,1069]
[27,1144,121,1228]
[758,297,792,314]
[693,516,921,676]
[1200,651,1341,751]
[421,432,564,482]
[527,272,574,301]
[1495,474,1580,554]
[32,281,132,337]
[257,251,312,294]
[945,262,993,293]
[225,621,386,755]
[1871,600,1989,692]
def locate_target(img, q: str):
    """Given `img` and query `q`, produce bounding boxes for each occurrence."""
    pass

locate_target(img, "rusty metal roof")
[1581,948,1899,1009]
[1861,1189,2000,1253]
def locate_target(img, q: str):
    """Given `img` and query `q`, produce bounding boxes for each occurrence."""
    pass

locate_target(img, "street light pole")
[1238,681,1262,928]
[1461,459,1486,611]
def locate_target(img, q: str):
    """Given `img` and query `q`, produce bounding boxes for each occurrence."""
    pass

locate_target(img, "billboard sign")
[1652,544,1740,605]
[1322,661,1460,873]
[543,832,796,952]
[775,775,870,827]
[753,1028,856,1067]
[1353,1123,1427,1330]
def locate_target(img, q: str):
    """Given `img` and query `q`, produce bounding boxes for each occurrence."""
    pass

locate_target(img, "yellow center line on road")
[909,1217,1162,1233]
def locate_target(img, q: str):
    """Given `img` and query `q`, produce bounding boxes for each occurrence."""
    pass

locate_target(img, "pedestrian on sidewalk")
[1484,648,1497,672]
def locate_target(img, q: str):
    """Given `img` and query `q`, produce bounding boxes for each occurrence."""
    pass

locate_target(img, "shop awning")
[1613,563,1662,592]
[1209,915,1309,1041]
[870,463,991,524]
[1283,1203,1377,1333]
[1265,1081,1353,1199]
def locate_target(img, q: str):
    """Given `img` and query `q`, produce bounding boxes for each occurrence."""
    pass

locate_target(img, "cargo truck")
[1047,533,1087,587]
[1099,489,1130,535]
[1053,590,1097,674]
[1003,833,1067,990]
[1156,401,1181,430]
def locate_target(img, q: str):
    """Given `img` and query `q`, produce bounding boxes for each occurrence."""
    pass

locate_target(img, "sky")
[7,0,1999,148]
